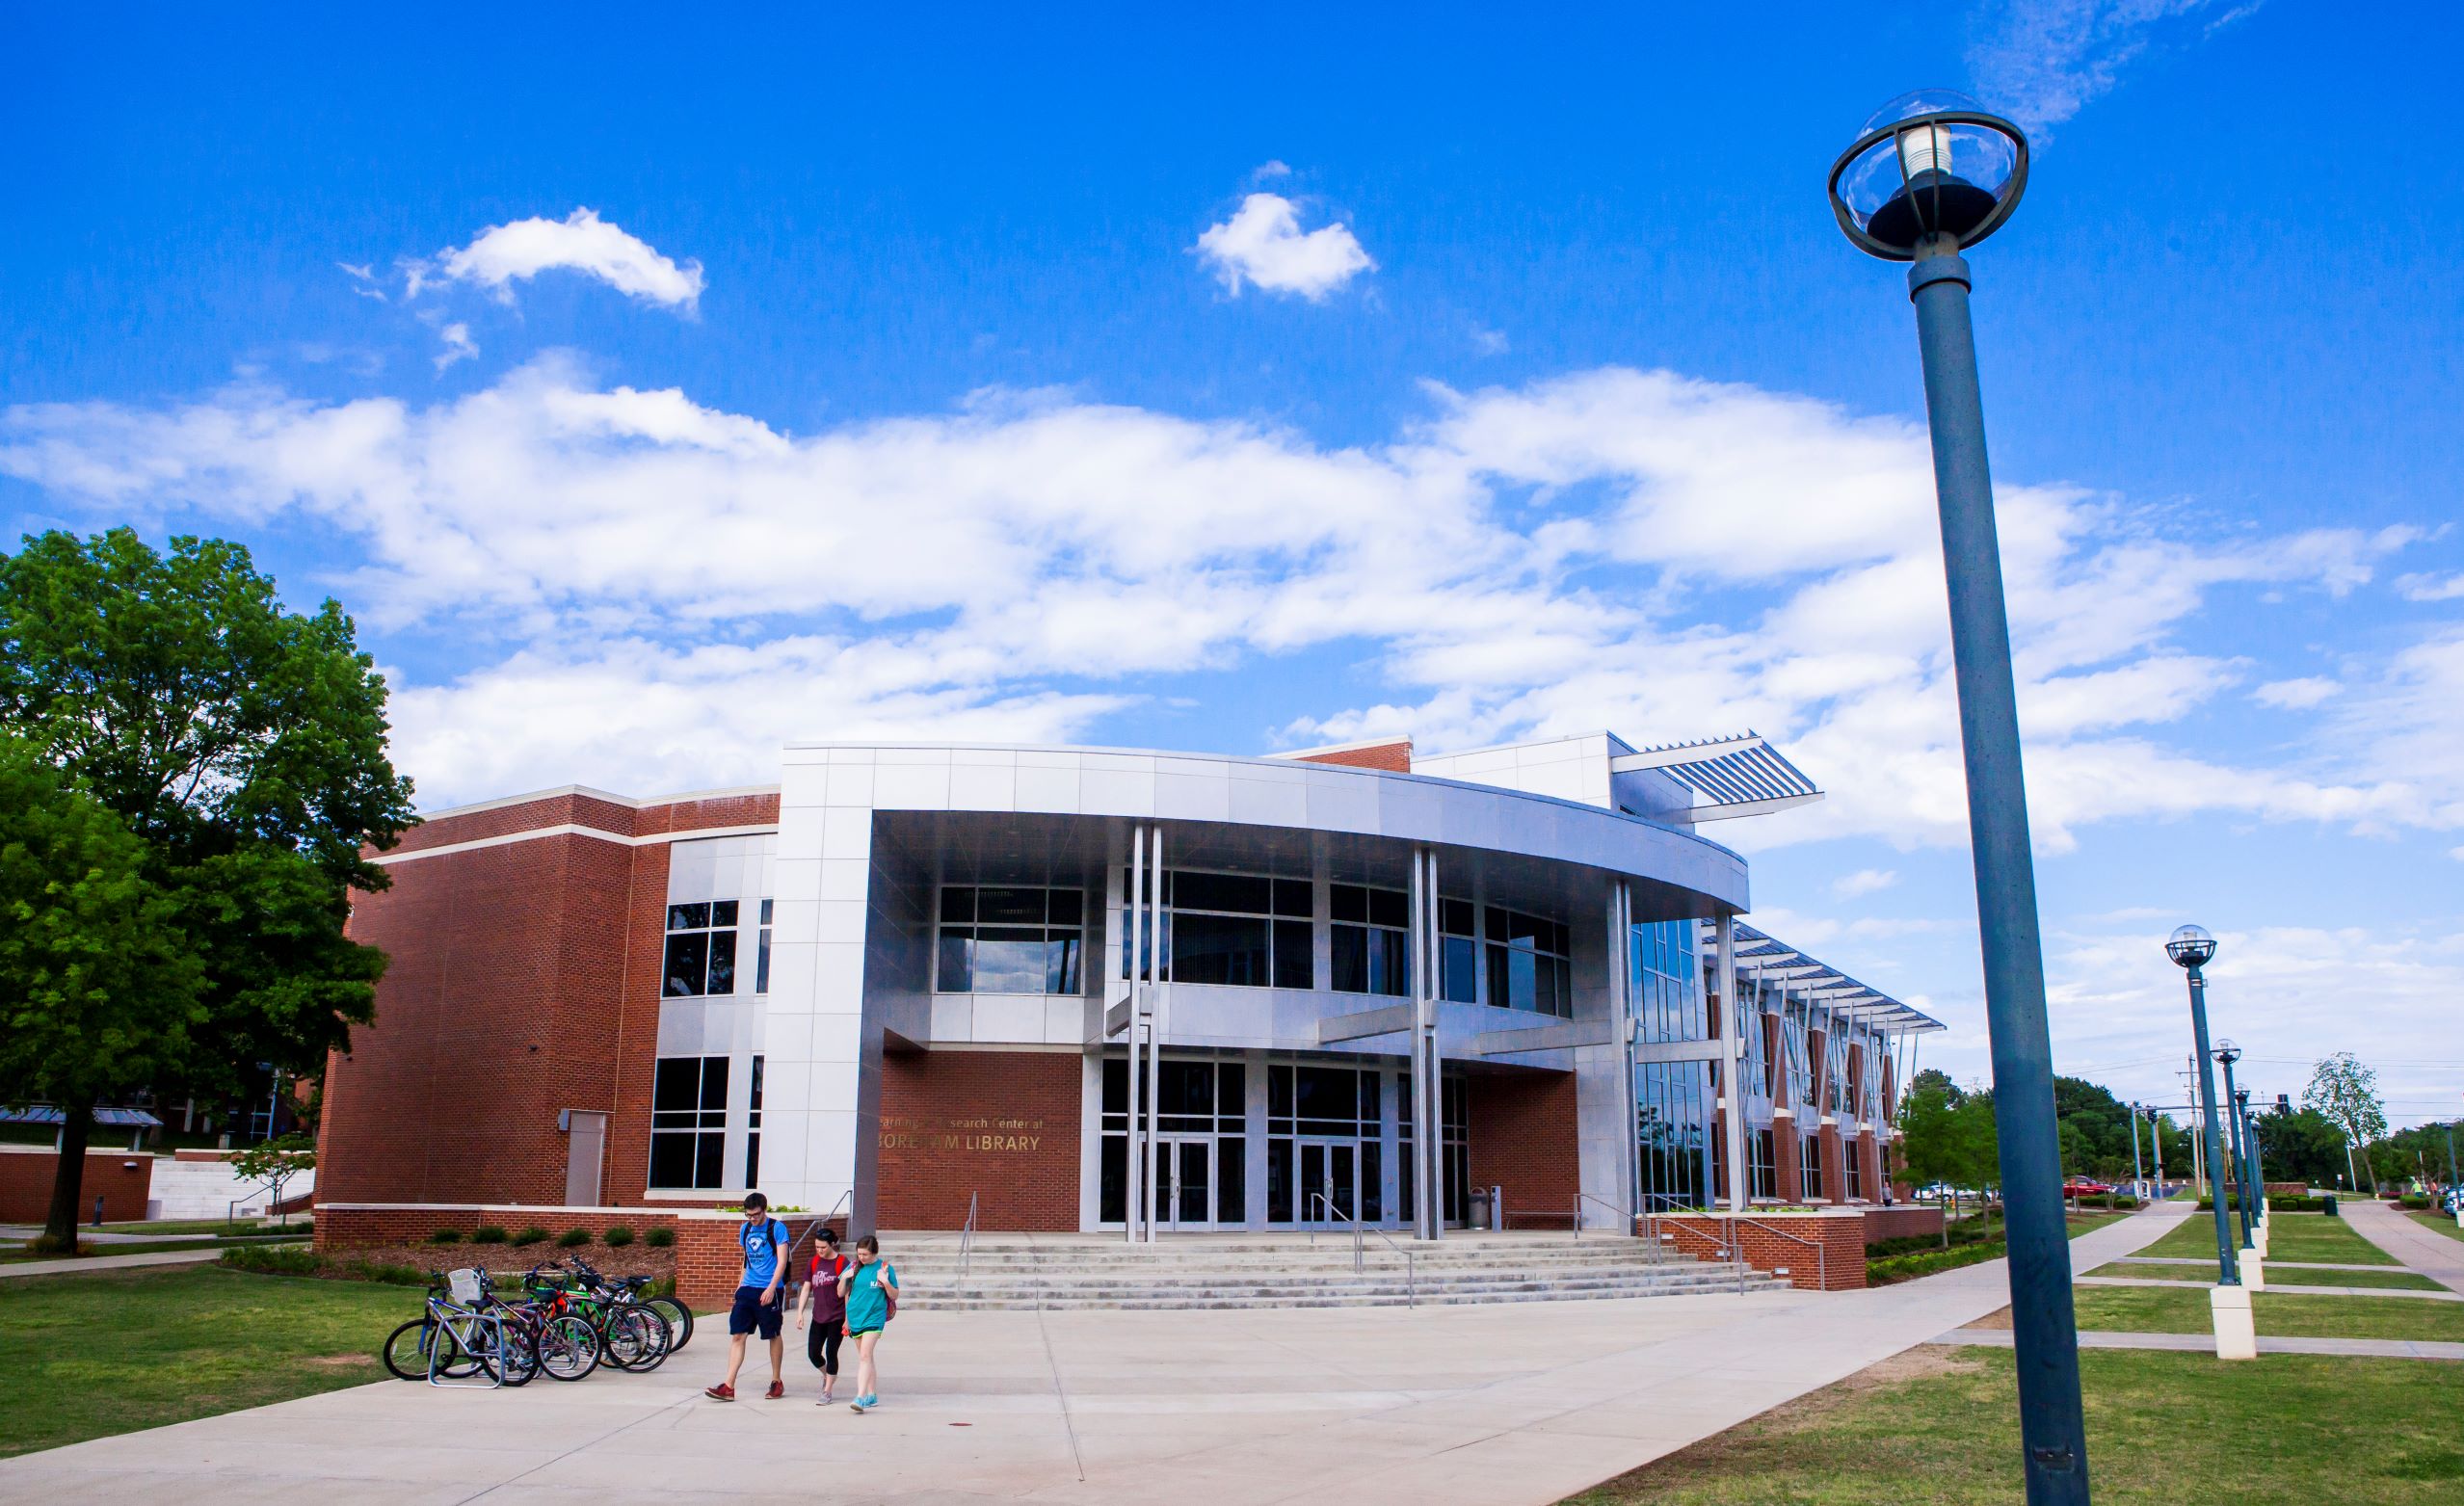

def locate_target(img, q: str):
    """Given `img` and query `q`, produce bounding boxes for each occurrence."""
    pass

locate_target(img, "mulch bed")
[323,1241,677,1281]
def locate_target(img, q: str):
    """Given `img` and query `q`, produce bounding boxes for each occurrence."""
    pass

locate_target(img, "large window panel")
[939,885,1085,995]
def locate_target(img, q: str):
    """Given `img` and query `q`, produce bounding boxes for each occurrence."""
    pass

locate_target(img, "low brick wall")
[1858,1204,1946,1245]
[673,1211,844,1306]
[1649,1209,1868,1291]
[0,1145,154,1225]
[314,1202,692,1253]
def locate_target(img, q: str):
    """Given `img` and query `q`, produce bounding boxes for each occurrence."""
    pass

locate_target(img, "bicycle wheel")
[538,1314,601,1381]
[477,1316,541,1387]
[383,1317,460,1382]
[646,1295,693,1352]
[602,1303,672,1372]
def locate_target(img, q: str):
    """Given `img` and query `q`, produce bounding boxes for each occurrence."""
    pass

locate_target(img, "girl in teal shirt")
[837,1234,899,1413]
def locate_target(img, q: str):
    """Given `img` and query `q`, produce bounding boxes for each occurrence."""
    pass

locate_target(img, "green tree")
[0,740,205,1252]
[227,1128,316,1228]
[2251,1104,2347,1188]
[2303,1053,2388,1193]
[0,529,415,1250]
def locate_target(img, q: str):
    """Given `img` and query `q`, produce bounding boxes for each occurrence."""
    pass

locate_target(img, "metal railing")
[1307,1193,1417,1307]
[782,1188,853,1281]
[1570,1191,1627,1242]
[958,1191,981,1281]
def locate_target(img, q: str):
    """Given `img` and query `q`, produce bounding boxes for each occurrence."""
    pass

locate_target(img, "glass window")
[662,900,743,998]
[649,1055,729,1189]
[1123,868,1310,990]
[745,1055,763,1187]
[1440,899,1478,1003]
[755,900,773,994]
[1484,906,1571,1017]
[1801,1129,1825,1201]
[939,885,1085,995]
[1330,883,1408,997]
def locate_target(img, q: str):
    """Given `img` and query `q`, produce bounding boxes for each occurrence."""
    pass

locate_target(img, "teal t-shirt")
[844,1260,897,1331]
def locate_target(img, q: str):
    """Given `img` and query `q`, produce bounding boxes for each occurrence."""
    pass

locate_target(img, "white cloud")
[432,323,477,373]
[2395,570,2464,602]
[1969,1,2263,133]
[2252,675,2339,709]
[1252,160,1292,181]
[339,262,386,303]
[1831,868,1899,900]
[409,208,704,311]
[1470,326,1509,357]
[0,360,2443,844]
[1195,193,1374,301]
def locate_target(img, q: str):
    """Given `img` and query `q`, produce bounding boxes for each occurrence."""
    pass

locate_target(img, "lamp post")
[2146,1105,2165,1198]
[2169,938,2239,1284]
[2235,1086,2262,1215]
[2127,1101,2146,1203]
[2215,1044,2254,1250]
[1828,92,2084,1501]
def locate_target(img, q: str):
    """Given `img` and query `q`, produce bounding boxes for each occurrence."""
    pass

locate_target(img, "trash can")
[1468,1189,1493,1230]
[2321,1194,2339,1218]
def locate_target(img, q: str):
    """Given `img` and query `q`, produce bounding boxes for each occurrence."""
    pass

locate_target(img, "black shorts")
[729,1285,783,1339]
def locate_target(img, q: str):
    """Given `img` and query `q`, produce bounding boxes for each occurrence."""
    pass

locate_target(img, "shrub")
[644,1227,675,1249]
[557,1228,593,1248]
[428,1229,464,1245]
[513,1227,551,1246]
[219,1245,322,1277]
[2399,1196,2433,1210]
[603,1225,637,1248]
[470,1225,509,1244]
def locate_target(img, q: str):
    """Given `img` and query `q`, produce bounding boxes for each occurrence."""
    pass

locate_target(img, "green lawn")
[2137,1212,2396,1266]
[0,1233,309,1264]
[2407,1211,2464,1244]
[1566,1345,2462,1504]
[2057,1284,2464,1342]
[2082,1260,2447,1293]
[0,1264,408,1458]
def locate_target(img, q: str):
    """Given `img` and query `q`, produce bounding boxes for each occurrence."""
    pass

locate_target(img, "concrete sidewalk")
[2341,1199,2464,1297]
[1941,1326,2464,1362]
[0,1247,228,1280]
[0,1209,2186,1506]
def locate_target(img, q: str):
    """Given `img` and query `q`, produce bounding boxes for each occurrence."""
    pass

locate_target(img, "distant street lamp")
[2127,1101,2146,1202]
[2234,1086,2263,1218]
[2168,932,2238,1282]
[1829,93,2083,1500]
[2215,1042,2255,1250]
[2146,1105,2166,1196]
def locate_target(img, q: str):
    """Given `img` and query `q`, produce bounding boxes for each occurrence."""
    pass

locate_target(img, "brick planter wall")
[1857,1204,1946,1245]
[673,1211,840,1306]
[1651,1210,1868,1290]
[313,1202,692,1252]
[0,1146,153,1225]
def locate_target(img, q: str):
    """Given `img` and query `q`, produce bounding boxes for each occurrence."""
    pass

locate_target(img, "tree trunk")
[40,1101,93,1255]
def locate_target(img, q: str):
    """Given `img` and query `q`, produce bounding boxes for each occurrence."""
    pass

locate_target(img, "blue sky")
[6,3,2461,1130]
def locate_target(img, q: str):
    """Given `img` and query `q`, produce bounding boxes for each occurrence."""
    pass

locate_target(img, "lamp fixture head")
[2213,1038,2242,1066]
[1829,90,2029,260]
[2166,924,2217,968]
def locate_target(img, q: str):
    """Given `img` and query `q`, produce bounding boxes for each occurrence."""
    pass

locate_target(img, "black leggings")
[807,1316,844,1375]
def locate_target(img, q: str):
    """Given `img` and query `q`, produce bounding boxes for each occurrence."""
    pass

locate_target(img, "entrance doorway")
[1151,1135,1217,1229]
[1296,1138,1361,1226]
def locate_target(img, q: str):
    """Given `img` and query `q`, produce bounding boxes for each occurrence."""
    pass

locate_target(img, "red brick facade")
[0,1146,153,1225]
[877,1048,1080,1230]
[1288,739,1415,774]
[1467,1069,1580,1228]
[319,788,779,1211]
[1654,1209,1868,1290]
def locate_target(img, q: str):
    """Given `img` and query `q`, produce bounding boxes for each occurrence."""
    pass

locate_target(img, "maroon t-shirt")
[808,1253,851,1322]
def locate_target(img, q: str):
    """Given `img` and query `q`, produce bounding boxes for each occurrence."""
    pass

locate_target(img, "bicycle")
[564,1254,694,1353]
[524,1261,663,1373]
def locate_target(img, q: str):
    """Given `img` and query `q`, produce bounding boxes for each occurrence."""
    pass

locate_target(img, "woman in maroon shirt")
[794,1227,854,1404]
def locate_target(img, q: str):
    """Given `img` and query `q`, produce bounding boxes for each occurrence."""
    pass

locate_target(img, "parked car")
[2062,1179,2116,1199]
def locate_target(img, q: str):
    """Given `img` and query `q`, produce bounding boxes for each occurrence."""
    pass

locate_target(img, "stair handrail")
[958,1190,981,1281]
[1570,1191,1627,1242]
[1308,1193,1417,1308]
[782,1188,853,1286]
[1733,1214,1825,1289]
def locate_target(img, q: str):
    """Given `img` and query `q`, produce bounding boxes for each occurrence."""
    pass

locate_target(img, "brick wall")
[1857,1131,1884,1202]
[315,1202,686,1252]
[1818,1122,1846,1204]
[1290,739,1413,773]
[0,1147,153,1225]
[322,790,780,1211]
[1653,1210,1868,1290]
[1858,1203,1946,1245]
[876,1049,1080,1230]
[1772,1115,1803,1202]
[1468,1070,1579,1228]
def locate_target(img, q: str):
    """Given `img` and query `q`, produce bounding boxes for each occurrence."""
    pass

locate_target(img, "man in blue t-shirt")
[705,1192,789,1401]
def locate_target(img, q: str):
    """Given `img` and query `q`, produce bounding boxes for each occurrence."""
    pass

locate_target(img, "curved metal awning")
[1731,922,1942,1034]
[1611,731,1822,824]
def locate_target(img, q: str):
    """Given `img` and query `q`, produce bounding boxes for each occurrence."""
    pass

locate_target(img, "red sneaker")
[704,1384,735,1401]
[765,1380,786,1400]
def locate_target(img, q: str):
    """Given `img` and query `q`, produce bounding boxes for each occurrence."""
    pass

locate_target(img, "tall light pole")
[2168,926,2254,1360]
[2146,1105,2165,1198]
[2127,1102,2146,1203]
[1829,92,2084,1502]
[2215,1043,2254,1250]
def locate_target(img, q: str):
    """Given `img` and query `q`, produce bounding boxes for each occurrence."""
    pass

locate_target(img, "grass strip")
[2054,1284,2464,1342]
[2405,1211,2464,1245]
[2083,1261,2447,1293]
[2135,1212,2396,1266]
[0,1264,410,1458]
[1564,1345,2463,1503]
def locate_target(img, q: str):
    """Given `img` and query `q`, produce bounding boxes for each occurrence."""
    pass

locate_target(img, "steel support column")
[1717,912,1748,1213]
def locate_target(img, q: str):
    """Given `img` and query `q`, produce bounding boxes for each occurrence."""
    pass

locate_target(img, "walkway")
[1941,1327,2464,1362]
[0,1246,227,1280]
[2341,1198,2464,1297]
[0,1213,2186,1506]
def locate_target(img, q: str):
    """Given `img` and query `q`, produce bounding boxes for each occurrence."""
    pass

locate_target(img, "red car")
[2063,1179,2116,1198]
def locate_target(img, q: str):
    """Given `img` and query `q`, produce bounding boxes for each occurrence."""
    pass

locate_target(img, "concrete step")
[910,1279,1793,1311]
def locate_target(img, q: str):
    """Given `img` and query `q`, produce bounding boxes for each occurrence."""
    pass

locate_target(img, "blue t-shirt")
[739,1218,786,1291]
[844,1260,897,1331]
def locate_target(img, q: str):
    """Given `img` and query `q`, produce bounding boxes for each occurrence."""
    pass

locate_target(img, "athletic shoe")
[816,1392,836,1406]
[704,1384,735,1401]
[850,1394,877,1413]
[765,1380,785,1400]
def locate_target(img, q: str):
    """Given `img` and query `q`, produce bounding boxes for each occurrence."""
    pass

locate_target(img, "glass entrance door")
[1151,1135,1215,1230]
[1296,1138,1359,1226]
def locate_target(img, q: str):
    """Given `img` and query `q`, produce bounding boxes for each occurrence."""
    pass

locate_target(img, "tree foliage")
[2304,1053,2388,1190]
[0,528,416,1249]
[228,1129,316,1227]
